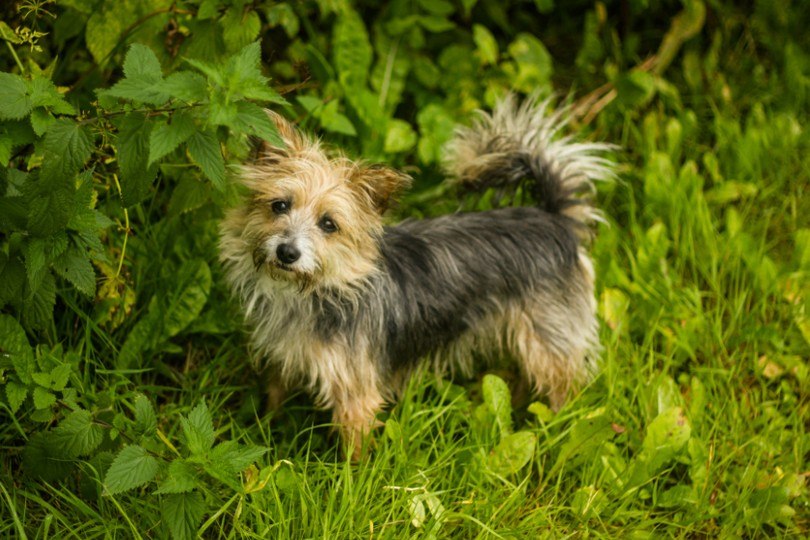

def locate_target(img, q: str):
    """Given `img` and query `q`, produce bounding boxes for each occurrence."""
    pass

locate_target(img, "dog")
[219,95,614,458]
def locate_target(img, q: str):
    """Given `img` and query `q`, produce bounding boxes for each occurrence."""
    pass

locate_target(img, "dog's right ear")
[250,111,310,163]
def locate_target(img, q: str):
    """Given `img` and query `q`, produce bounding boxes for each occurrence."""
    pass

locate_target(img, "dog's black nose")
[276,243,301,264]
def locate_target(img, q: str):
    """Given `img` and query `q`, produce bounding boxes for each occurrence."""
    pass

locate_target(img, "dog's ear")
[251,111,310,162]
[351,164,412,213]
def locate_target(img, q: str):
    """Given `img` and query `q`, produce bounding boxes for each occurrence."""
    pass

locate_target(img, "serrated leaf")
[50,363,72,391]
[104,445,160,494]
[0,73,32,120]
[155,460,199,494]
[149,111,196,165]
[53,248,96,297]
[102,44,170,105]
[487,431,536,476]
[118,112,158,206]
[221,6,261,53]
[161,491,206,540]
[168,176,211,216]
[40,119,93,185]
[24,238,48,292]
[23,270,57,330]
[231,102,283,145]
[156,72,208,102]
[32,386,56,410]
[482,374,512,436]
[26,185,75,236]
[30,108,55,136]
[181,401,214,455]
[0,133,11,166]
[209,441,267,474]
[5,381,28,413]
[23,431,74,481]
[53,409,104,457]
[133,394,157,436]
[123,43,163,81]
[187,130,225,190]
[29,77,75,114]
[32,372,51,387]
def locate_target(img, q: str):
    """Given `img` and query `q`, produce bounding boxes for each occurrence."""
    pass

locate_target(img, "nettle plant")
[0,42,282,538]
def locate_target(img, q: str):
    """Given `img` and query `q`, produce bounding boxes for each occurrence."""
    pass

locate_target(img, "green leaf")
[155,460,199,494]
[231,102,283,144]
[319,100,357,136]
[33,386,56,410]
[53,248,96,297]
[487,431,537,476]
[0,314,34,384]
[5,381,28,413]
[101,45,170,105]
[168,176,212,216]
[187,130,225,190]
[221,6,261,53]
[482,374,512,436]
[553,407,615,472]
[104,445,160,494]
[118,112,158,206]
[123,43,162,80]
[333,9,372,91]
[639,407,691,472]
[23,431,74,481]
[615,71,657,108]
[26,184,75,237]
[49,363,72,391]
[157,72,207,102]
[161,491,205,540]
[29,77,75,114]
[40,119,93,185]
[53,409,104,457]
[30,108,55,136]
[149,111,196,166]
[181,401,215,455]
[384,119,417,153]
[508,33,553,92]
[23,270,57,330]
[209,441,267,474]
[0,73,32,120]
[473,24,499,65]
[133,394,157,436]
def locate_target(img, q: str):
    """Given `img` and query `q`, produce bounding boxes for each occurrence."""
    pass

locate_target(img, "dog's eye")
[318,216,338,234]
[271,200,291,214]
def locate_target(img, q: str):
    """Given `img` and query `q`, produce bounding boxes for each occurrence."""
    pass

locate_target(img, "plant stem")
[112,174,130,279]
[6,41,25,74]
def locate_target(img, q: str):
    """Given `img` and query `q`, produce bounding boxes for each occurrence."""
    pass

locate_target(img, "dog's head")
[221,112,411,292]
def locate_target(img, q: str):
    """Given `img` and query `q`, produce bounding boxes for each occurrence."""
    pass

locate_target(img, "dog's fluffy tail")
[444,95,615,229]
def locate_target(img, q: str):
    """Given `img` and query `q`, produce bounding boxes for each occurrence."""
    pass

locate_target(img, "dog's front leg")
[330,379,385,461]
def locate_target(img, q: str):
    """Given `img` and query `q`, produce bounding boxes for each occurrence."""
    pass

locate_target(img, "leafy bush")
[1,0,808,538]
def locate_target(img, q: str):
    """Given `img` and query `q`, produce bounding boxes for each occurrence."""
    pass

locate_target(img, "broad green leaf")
[149,111,196,166]
[473,24,499,65]
[123,43,162,81]
[416,103,455,164]
[639,407,691,472]
[155,460,199,494]
[53,409,104,457]
[187,130,225,190]
[508,33,553,92]
[26,185,75,237]
[168,176,212,216]
[29,77,75,114]
[181,401,215,455]
[487,431,537,476]
[32,386,56,410]
[6,381,27,413]
[615,71,657,108]
[116,306,161,369]
[23,431,74,481]
[482,374,512,436]
[0,73,32,120]
[384,119,416,153]
[161,491,206,540]
[30,108,55,136]
[118,112,158,206]
[40,119,93,185]
[553,407,615,472]
[157,72,207,102]
[209,441,267,474]
[133,394,157,436]
[221,6,261,53]
[231,102,283,144]
[104,445,160,494]
[22,270,57,330]
[53,248,96,297]
[102,45,170,105]
[49,363,72,391]
[0,133,11,166]
[319,100,356,136]
[0,315,34,384]
[333,9,372,91]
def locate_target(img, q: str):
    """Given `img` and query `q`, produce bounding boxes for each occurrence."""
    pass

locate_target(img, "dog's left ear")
[351,164,412,213]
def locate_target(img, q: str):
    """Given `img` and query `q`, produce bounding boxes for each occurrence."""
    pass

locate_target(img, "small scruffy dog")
[219,96,614,457]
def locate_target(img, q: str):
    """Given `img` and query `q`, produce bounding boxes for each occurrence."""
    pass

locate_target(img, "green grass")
[2,1,809,538]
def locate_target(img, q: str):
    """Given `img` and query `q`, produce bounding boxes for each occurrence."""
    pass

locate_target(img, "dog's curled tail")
[444,94,615,229]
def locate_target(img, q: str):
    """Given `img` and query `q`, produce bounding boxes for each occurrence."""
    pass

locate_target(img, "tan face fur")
[221,112,411,292]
